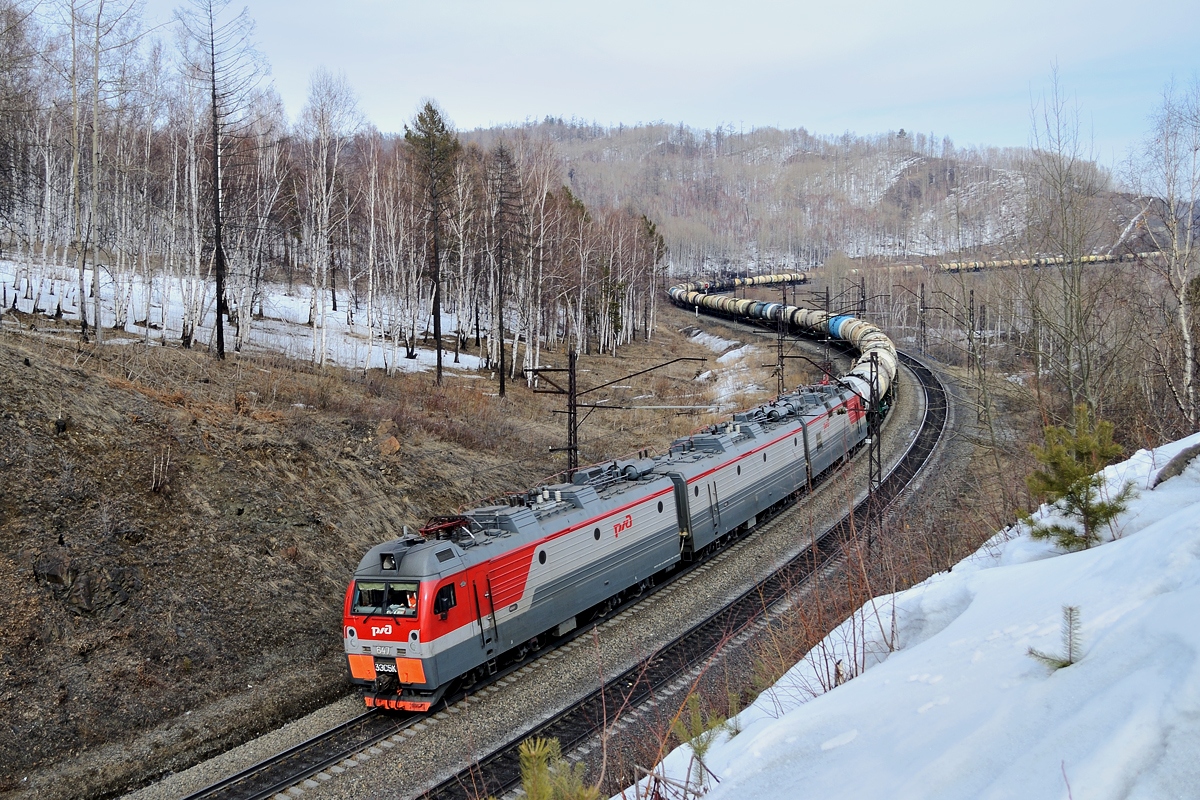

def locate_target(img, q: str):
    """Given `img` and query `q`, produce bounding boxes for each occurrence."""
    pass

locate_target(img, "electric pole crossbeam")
[527,353,705,479]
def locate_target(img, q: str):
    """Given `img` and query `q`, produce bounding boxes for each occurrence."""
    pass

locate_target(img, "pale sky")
[143,0,1200,165]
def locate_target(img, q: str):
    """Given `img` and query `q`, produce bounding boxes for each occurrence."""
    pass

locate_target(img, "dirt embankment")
[0,308,741,799]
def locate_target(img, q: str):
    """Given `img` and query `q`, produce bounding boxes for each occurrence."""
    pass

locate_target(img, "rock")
[35,552,76,587]
[378,435,400,457]
[68,572,95,612]
[1152,443,1200,487]
[376,418,398,438]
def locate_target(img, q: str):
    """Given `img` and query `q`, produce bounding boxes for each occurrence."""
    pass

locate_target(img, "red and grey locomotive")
[343,380,870,711]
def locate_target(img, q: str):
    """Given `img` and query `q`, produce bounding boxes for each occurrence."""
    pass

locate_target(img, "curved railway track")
[180,349,946,800]
[417,351,946,800]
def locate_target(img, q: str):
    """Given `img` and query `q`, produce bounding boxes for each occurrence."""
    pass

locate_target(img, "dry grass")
[0,300,755,797]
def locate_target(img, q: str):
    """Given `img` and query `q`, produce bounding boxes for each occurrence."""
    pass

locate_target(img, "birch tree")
[298,67,359,366]
[1129,79,1200,430]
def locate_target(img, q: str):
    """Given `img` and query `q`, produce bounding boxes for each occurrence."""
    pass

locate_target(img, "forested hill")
[469,120,1037,271]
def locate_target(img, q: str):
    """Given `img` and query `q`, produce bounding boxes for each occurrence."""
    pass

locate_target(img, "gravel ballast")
[126,354,937,800]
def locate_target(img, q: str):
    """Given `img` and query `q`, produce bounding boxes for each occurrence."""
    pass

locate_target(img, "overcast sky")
[143,0,1200,165]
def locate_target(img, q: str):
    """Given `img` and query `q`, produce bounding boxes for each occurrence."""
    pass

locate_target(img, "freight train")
[668,273,898,409]
[933,252,1156,272]
[342,273,896,712]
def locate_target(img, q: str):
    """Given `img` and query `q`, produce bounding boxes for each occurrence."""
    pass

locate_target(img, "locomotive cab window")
[433,584,457,618]
[352,580,419,618]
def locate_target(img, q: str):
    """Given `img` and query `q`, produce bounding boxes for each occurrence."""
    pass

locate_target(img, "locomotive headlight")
[346,626,358,640]
[381,553,396,570]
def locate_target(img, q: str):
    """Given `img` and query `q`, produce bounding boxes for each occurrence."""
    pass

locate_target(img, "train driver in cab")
[385,586,418,616]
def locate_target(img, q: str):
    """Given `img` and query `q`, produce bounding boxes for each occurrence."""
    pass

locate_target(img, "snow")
[687,330,741,354]
[694,345,765,410]
[678,327,767,410]
[0,259,483,373]
[624,432,1200,799]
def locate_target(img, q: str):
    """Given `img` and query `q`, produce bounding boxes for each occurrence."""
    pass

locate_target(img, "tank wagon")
[343,381,869,711]
[934,252,1155,272]
[667,273,898,403]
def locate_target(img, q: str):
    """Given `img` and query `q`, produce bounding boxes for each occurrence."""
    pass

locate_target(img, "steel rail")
[419,350,947,800]
[180,710,411,800]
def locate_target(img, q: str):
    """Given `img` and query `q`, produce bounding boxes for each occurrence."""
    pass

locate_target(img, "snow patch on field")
[0,259,482,373]
[687,330,741,354]
[691,343,766,409]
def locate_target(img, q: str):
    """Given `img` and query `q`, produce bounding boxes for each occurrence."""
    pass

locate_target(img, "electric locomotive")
[343,381,869,711]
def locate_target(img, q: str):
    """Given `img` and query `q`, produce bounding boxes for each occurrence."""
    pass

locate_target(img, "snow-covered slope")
[628,433,1200,799]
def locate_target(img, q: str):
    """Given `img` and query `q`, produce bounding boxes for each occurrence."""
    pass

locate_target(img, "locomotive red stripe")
[462,486,675,613]
[684,401,854,484]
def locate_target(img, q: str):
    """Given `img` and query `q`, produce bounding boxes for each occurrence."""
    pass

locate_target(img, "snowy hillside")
[627,433,1200,799]
[526,121,1031,267]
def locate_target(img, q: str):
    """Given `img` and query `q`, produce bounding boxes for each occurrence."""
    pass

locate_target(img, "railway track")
[178,711,406,800]
[420,351,947,800]
[182,351,945,800]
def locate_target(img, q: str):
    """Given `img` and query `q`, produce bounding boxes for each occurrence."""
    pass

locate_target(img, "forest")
[0,0,668,382]
[1,0,1197,446]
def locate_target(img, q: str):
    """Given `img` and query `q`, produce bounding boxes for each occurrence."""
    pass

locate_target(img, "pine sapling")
[1028,605,1083,670]
[517,736,599,800]
[671,694,728,793]
[1023,405,1134,549]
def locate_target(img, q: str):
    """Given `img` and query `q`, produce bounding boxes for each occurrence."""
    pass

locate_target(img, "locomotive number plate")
[375,661,397,673]
[373,645,392,656]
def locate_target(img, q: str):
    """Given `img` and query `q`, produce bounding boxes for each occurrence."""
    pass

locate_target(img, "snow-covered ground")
[0,258,483,373]
[685,329,767,410]
[626,433,1200,799]
[687,331,741,354]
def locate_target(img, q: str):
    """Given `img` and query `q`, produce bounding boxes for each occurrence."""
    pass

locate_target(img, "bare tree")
[0,0,42,333]
[1128,79,1200,429]
[297,67,359,366]
[225,87,285,351]
[1020,68,1129,419]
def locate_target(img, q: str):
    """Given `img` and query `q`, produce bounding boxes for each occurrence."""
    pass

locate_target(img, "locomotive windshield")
[352,581,419,617]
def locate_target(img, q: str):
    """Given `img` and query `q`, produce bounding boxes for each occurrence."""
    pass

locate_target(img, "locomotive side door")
[472,579,498,659]
[668,474,694,558]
